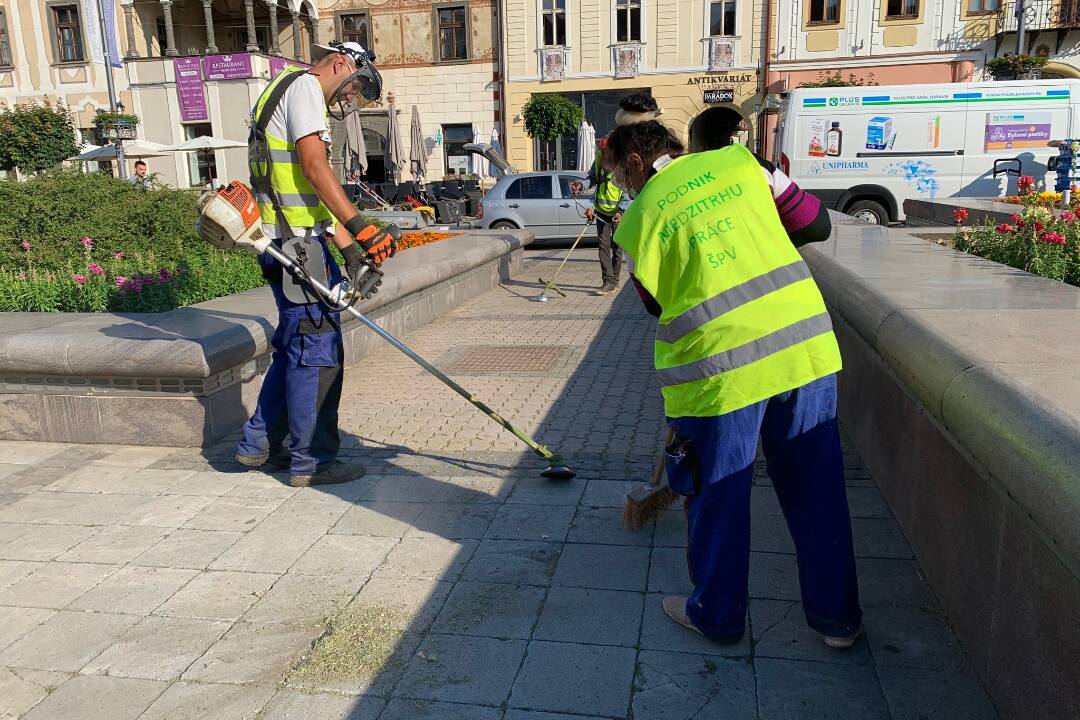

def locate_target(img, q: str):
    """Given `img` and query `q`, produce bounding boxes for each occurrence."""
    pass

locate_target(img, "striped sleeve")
[756,155,833,247]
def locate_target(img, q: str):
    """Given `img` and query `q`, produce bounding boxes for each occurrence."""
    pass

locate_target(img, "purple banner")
[203,53,254,81]
[174,57,208,122]
[269,57,309,78]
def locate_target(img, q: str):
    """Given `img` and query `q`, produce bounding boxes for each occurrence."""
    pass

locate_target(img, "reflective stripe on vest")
[613,144,842,418]
[593,156,621,215]
[249,67,333,229]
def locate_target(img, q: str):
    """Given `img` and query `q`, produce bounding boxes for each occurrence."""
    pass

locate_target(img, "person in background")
[585,137,624,296]
[128,160,151,189]
[606,120,862,649]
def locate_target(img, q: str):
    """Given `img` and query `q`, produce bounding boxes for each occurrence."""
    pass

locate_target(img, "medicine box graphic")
[984,112,1053,152]
[808,119,828,157]
[866,117,894,151]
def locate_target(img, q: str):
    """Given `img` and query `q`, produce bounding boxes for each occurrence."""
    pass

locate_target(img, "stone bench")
[803,215,1080,720]
[0,230,532,447]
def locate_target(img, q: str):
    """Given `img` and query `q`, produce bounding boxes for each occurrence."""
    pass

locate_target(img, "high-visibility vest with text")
[249,67,333,229]
[614,145,842,418]
[593,155,622,216]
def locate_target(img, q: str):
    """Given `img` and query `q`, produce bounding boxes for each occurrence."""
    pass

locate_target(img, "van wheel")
[846,200,889,225]
[490,220,518,230]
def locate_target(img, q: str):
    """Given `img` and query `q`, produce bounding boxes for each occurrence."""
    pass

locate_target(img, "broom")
[622,428,677,531]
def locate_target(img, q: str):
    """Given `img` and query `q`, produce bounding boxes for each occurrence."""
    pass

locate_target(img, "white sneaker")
[824,625,864,649]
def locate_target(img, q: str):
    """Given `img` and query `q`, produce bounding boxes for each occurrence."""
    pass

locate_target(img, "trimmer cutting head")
[541,458,576,480]
[532,294,549,302]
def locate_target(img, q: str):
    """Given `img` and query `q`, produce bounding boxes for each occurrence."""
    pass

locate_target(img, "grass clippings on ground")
[290,605,408,684]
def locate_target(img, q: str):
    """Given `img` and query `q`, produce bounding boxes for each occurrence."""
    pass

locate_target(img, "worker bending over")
[608,121,863,648]
[234,40,399,487]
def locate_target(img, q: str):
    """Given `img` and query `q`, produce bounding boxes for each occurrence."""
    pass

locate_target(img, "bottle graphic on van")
[928,115,941,149]
[826,122,843,156]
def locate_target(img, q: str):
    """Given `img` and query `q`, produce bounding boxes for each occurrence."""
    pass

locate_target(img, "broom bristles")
[622,482,677,532]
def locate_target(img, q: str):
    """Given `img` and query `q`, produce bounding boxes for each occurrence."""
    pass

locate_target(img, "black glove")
[339,244,383,302]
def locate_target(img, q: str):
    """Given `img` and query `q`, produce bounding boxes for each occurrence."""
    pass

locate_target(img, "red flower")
[995,223,1015,233]
[1017,175,1036,195]
[953,208,969,224]
[1034,221,1046,232]
[1062,211,1077,223]
[1010,213,1022,223]
[1040,231,1067,245]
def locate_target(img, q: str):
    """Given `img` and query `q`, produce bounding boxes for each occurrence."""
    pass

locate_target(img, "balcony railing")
[996,0,1080,35]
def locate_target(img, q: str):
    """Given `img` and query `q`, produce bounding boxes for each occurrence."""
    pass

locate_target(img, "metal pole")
[1015,0,1026,56]
[95,0,127,180]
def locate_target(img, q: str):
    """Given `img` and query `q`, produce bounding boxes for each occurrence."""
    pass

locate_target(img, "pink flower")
[1011,213,1022,223]
[20,241,31,251]
[995,223,1015,233]
[159,268,172,283]
[115,276,127,287]
[88,262,104,276]
[113,251,125,260]
[72,274,88,285]
[1040,231,1067,245]
[1062,211,1076,223]
[81,237,93,248]
[953,208,969,224]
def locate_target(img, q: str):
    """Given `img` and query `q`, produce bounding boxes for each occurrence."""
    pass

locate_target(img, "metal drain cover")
[445,345,570,373]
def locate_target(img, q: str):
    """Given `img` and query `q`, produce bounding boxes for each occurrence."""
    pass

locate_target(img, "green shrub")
[521,94,584,141]
[0,102,81,175]
[0,169,266,312]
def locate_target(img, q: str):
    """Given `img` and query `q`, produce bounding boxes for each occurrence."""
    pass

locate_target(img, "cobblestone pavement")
[0,249,999,719]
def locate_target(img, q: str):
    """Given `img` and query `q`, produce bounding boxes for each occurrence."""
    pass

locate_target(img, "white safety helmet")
[313,40,383,119]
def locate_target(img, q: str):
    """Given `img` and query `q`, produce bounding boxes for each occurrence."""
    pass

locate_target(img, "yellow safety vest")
[249,67,333,229]
[593,155,622,216]
[614,145,842,418]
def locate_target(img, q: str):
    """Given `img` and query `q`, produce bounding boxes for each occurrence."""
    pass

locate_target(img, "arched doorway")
[688,107,746,152]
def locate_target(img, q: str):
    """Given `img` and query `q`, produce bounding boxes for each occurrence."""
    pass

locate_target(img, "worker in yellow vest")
[235,41,400,487]
[586,138,626,295]
[608,120,863,648]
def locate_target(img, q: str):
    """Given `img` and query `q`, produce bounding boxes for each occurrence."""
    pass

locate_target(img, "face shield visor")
[319,41,384,120]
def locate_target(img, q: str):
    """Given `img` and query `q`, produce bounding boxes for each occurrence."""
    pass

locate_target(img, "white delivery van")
[775,79,1079,224]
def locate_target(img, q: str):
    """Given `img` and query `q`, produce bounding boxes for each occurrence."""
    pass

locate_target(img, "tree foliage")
[0,102,81,174]
[521,94,584,141]
[799,70,878,88]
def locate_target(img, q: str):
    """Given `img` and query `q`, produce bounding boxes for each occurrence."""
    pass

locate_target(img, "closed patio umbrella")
[576,121,595,172]
[343,111,369,181]
[488,127,504,179]
[409,105,426,182]
[472,127,488,178]
[386,102,405,183]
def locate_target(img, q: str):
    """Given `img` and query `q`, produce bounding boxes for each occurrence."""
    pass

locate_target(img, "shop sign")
[269,56,310,78]
[704,88,735,104]
[174,57,208,122]
[204,53,254,80]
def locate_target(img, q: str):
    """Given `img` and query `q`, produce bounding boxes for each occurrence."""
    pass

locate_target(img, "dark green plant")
[521,94,584,141]
[987,54,1048,77]
[92,109,142,127]
[799,70,878,88]
[0,102,81,174]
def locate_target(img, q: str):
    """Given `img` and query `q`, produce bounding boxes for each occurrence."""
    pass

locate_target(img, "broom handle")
[651,427,675,487]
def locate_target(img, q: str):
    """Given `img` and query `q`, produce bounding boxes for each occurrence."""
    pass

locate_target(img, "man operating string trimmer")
[232,40,400,487]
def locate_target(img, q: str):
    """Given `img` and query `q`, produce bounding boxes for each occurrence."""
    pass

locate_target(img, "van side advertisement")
[984,112,1053,152]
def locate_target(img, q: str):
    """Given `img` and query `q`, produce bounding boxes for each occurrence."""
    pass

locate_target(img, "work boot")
[824,624,864,649]
[234,447,290,470]
[593,282,618,296]
[288,460,366,488]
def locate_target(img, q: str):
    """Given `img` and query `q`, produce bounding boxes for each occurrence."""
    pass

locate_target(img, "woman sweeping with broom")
[607,120,864,648]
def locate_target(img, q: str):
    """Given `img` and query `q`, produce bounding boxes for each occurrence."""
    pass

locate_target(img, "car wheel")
[845,199,889,225]
[490,220,519,230]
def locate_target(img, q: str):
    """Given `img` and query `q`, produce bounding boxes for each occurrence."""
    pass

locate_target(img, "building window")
[808,0,840,24]
[340,12,370,49]
[616,0,641,43]
[443,123,473,175]
[966,0,999,12]
[52,4,84,63]
[885,0,918,18]
[436,5,467,61]
[0,7,12,67]
[542,0,566,47]
[185,124,218,187]
[710,0,737,36]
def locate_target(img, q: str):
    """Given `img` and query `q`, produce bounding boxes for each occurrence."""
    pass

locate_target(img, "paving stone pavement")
[0,249,999,720]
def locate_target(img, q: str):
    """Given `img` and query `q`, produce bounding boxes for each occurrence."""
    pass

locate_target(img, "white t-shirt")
[262,72,333,239]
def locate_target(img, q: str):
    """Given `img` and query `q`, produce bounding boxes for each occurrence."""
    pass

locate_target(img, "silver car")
[466,144,596,240]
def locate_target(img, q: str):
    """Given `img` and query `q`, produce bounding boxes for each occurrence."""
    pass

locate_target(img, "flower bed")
[952,203,1080,287]
[0,171,458,313]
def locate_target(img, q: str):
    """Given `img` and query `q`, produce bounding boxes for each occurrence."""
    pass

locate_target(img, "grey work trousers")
[597,214,622,285]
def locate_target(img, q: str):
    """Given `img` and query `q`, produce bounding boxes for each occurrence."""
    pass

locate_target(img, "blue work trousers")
[236,236,344,476]
[667,374,861,640]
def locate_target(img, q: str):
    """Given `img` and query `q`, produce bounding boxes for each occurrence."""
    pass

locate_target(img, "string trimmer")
[533,217,594,302]
[196,181,576,480]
